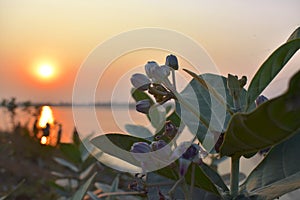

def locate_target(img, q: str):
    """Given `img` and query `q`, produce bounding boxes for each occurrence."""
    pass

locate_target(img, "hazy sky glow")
[1,0,299,103]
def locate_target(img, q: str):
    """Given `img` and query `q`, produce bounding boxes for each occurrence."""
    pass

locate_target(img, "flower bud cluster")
[131,55,179,114]
[130,139,169,154]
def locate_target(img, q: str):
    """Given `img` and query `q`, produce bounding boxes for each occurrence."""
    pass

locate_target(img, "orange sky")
[0,0,300,103]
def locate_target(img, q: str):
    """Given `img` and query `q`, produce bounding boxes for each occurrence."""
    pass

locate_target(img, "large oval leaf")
[176,73,253,149]
[90,134,150,166]
[146,171,222,199]
[220,70,300,157]
[246,27,300,111]
[240,131,300,199]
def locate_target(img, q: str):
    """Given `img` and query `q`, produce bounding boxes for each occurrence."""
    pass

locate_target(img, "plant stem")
[190,163,195,196]
[230,155,240,197]
[181,177,191,200]
[168,176,184,199]
[97,191,145,198]
[171,69,177,91]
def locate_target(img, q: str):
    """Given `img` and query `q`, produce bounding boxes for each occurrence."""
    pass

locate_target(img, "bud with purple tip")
[151,140,167,151]
[130,142,152,153]
[164,120,178,139]
[165,54,179,70]
[255,95,268,107]
[136,99,152,114]
[174,143,207,176]
[179,145,200,176]
[181,144,200,161]
[130,73,151,91]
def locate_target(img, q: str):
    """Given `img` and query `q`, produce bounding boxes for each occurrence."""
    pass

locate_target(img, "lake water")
[0,106,149,143]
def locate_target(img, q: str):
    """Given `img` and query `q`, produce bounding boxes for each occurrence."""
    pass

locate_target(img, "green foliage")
[176,73,252,144]
[71,172,97,200]
[52,135,98,198]
[240,131,300,199]
[88,27,300,199]
[90,134,150,166]
[59,143,82,164]
[0,179,25,200]
[246,27,300,111]
[220,70,300,157]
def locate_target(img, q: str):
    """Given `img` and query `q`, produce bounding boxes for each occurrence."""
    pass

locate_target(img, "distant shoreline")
[1,102,136,108]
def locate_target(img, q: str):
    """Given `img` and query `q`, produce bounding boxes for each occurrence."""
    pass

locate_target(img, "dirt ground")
[0,127,68,199]
[0,126,138,200]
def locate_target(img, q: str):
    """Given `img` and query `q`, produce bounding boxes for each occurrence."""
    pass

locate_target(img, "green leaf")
[59,143,82,164]
[246,27,300,111]
[220,70,300,157]
[125,124,153,138]
[227,74,243,100]
[183,69,234,115]
[149,104,166,130]
[53,157,79,172]
[200,163,229,192]
[90,134,150,166]
[71,172,97,200]
[106,175,120,200]
[0,179,25,200]
[287,27,300,42]
[176,73,253,148]
[146,172,222,199]
[79,163,95,180]
[131,88,154,103]
[241,131,300,199]
[80,134,94,162]
[155,163,225,196]
[185,166,224,196]
[221,172,246,186]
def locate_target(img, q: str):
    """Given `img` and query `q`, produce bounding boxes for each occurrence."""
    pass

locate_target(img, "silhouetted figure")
[32,119,39,138]
[43,123,50,137]
[57,124,62,145]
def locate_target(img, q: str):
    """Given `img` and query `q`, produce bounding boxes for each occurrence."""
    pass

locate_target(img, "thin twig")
[168,176,184,199]
[97,191,145,198]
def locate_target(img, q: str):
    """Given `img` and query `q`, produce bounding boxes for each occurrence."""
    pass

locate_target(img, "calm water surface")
[0,106,148,143]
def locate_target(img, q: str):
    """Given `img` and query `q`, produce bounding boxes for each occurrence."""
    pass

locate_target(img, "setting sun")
[38,64,54,78]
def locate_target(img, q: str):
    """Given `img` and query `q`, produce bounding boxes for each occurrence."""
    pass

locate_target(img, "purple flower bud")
[255,95,268,107]
[165,54,179,70]
[136,99,152,114]
[214,133,224,153]
[259,147,271,156]
[164,121,178,139]
[181,144,200,160]
[130,142,152,153]
[151,140,167,151]
[130,73,151,91]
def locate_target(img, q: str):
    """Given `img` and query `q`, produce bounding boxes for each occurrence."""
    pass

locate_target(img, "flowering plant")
[91,27,300,199]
